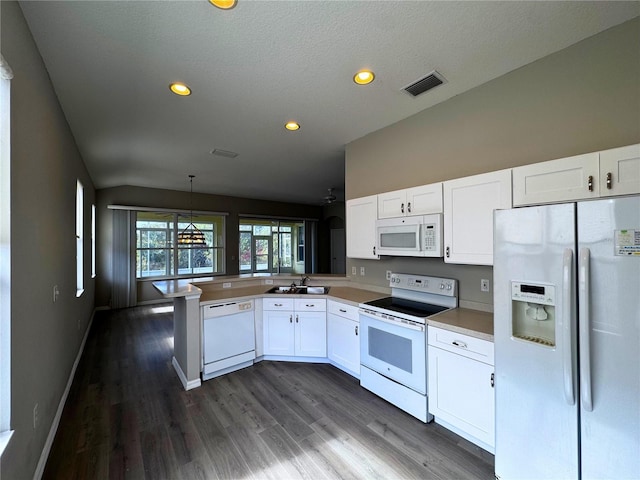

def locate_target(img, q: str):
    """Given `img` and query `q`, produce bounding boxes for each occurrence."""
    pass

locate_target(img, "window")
[239,219,305,274]
[76,180,84,296]
[135,211,225,279]
[91,204,96,278]
[0,55,13,455]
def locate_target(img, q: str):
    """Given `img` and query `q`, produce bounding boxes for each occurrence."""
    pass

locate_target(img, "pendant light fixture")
[177,175,207,247]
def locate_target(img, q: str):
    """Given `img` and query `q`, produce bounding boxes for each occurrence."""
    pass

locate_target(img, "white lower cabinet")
[327,300,360,377]
[263,298,326,358]
[428,326,495,453]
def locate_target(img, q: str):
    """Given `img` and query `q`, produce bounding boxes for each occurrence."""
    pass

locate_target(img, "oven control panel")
[389,273,456,296]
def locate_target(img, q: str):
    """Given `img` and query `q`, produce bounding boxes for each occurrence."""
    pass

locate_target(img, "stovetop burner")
[364,296,449,319]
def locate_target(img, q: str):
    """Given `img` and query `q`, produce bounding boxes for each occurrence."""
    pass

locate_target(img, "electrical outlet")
[351,266,357,276]
[360,267,365,276]
[265,279,273,285]
[33,403,39,429]
[481,279,490,292]
[386,270,392,280]
[223,282,232,288]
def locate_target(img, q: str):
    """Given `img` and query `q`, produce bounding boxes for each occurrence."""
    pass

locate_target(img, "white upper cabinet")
[377,183,443,219]
[513,144,640,206]
[346,195,379,259]
[599,144,640,197]
[443,169,512,265]
[512,152,599,206]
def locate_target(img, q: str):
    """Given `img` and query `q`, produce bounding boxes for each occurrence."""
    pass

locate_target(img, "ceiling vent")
[403,70,445,97]
[210,148,239,159]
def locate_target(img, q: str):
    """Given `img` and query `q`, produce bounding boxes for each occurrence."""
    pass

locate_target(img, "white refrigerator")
[493,196,640,480]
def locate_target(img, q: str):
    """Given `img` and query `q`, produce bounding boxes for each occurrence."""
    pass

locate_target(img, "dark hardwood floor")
[43,305,495,480]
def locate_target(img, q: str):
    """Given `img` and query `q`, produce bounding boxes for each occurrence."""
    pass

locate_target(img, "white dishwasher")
[202,300,255,381]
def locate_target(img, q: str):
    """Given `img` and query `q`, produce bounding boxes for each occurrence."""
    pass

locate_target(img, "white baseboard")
[172,357,201,391]
[33,309,96,480]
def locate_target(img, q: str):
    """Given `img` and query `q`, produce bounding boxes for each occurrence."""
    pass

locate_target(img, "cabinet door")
[599,143,640,197]
[428,346,495,450]
[327,313,360,376]
[377,190,406,219]
[406,183,443,215]
[443,169,512,265]
[263,310,294,356]
[512,152,599,206]
[346,195,379,259]
[295,312,326,357]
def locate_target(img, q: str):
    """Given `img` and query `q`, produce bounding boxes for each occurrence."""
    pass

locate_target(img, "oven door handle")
[359,310,425,332]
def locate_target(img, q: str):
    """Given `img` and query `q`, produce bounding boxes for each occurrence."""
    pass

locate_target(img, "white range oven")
[359,273,457,422]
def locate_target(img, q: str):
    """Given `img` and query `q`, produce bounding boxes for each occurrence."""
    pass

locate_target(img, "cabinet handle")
[401,202,404,213]
[339,308,347,313]
[491,373,495,388]
[289,315,293,323]
[296,314,299,323]
[452,340,468,349]
[305,304,314,308]
[606,172,612,189]
[445,246,450,258]
[275,303,283,307]
[407,202,411,213]
[588,175,593,192]
[355,325,358,336]
[373,246,376,256]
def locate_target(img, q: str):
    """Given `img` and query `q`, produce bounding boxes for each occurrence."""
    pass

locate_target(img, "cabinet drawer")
[294,298,326,312]
[327,300,359,321]
[428,326,494,365]
[263,298,295,310]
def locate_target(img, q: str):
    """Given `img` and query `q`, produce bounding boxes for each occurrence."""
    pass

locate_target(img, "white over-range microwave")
[376,214,443,257]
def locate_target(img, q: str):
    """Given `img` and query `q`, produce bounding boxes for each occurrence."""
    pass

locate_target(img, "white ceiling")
[19,1,639,205]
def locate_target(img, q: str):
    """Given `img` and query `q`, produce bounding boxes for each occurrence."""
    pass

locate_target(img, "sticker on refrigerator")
[614,229,640,256]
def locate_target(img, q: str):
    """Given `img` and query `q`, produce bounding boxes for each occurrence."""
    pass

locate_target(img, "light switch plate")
[351,266,357,275]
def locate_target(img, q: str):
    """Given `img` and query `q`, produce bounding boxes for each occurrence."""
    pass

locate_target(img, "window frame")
[75,180,84,297]
[135,211,226,280]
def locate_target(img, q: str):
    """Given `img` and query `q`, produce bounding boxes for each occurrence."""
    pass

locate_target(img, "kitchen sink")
[265,286,330,295]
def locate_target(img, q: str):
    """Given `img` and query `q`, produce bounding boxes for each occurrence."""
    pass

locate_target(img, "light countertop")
[154,279,493,340]
[198,285,386,306]
[428,308,494,342]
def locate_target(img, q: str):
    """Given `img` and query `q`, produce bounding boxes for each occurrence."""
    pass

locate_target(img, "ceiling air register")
[403,70,445,97]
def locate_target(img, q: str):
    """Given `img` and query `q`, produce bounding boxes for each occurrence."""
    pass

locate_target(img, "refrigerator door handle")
[562,248,576,406]
[579,247,593,412]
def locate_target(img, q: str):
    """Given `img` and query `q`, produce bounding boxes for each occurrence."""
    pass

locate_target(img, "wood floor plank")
[43,304,495,480]
[259,423,330,480]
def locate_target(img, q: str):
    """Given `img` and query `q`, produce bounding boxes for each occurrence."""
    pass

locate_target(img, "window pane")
[239,232,252,271]
[253,225,271,236]
[139,249,171,277]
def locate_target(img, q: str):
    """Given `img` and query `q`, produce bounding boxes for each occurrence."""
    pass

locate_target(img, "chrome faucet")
[300,275,311,286]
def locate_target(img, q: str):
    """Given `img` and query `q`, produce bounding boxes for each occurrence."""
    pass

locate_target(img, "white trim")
[33,310,96,480]
[108,204,228,216]
[0,65,11,460]
[172,357,201,390]
[0,55,13,80]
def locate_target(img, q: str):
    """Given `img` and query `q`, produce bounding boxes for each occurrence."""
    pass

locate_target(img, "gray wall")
[1,2,96,479]
[345,18,640,310]
[96,185,325,306]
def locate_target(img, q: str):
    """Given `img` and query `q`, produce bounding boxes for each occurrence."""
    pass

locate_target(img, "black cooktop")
[363,296,449,318]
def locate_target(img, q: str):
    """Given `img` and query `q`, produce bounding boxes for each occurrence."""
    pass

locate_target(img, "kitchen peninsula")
[153,275,389,390]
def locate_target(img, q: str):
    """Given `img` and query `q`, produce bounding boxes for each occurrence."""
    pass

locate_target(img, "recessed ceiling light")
[169,83,191,96]
[285,122,300,131]
[209,0,237,10]
[354,70,375,85]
